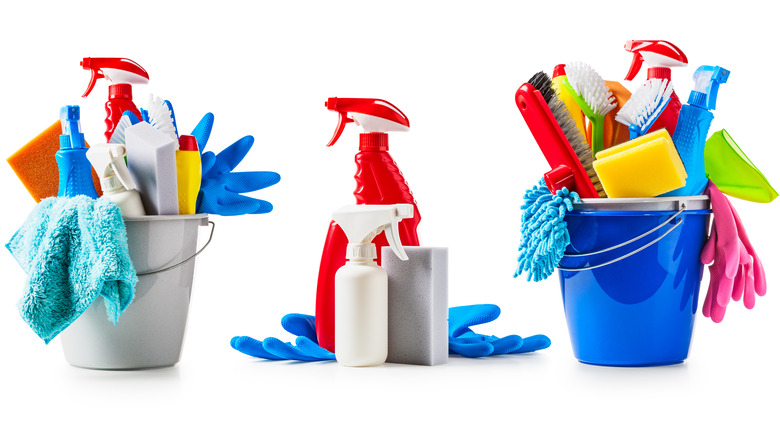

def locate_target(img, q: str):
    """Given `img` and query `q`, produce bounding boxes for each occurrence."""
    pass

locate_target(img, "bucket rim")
[123,214,209,223]
[572,195,709,212]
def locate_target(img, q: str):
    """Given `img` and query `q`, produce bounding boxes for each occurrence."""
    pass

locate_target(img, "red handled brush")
[515,72,603,198]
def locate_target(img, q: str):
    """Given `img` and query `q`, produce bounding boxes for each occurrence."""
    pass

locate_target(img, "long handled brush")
[519,71,605,197]
[561,61,617,155]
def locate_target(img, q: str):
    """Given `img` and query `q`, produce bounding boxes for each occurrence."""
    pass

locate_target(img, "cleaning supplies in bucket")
[558,196,711,366]
[60,214,211,369]
[6,196,136,343]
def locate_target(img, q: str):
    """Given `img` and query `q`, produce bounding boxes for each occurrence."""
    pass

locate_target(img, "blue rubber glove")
[230,314,335,361]
[449,304,551,358]
[190,113,281,216]
[232,305,550,362]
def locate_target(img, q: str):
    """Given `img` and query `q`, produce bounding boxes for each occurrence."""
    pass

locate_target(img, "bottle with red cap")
[623,40,688,136]
[176,135,201,215]
[316,97,421,353]
[80,57,150,142]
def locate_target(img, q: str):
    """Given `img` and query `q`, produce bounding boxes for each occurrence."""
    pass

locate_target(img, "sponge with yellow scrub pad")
[593,128,687,198]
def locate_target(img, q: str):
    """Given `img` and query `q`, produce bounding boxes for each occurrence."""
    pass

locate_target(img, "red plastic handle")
[515,83,599,198]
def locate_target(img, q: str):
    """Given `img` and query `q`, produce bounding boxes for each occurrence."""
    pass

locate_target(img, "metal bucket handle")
[557,202,689,272]
[137,220,215,276]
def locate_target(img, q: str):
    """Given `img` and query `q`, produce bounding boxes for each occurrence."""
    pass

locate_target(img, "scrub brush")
[526,71,605,197]
[108,111,140,144]
[144,95,179,140]
[562,61,617,154]
[615,78,674,139]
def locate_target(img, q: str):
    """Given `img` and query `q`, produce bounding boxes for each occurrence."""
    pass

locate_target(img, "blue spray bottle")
[56,105,98,198]
[664,66,730,197]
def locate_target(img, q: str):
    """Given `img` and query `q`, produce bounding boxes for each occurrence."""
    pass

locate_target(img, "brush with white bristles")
[145,95,179,141]
[615,78,674,139]
[561,61,617,154]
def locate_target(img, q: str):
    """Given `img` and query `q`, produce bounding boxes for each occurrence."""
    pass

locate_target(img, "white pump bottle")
[332,203,414,367]
[86,144,146,217]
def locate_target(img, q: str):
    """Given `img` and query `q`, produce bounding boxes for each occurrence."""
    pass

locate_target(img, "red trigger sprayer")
[624,40,688,136]
[316,97,421,353]
[80,57,149,142]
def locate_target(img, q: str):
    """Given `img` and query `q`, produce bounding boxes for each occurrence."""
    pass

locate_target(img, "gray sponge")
[382,246,448,366]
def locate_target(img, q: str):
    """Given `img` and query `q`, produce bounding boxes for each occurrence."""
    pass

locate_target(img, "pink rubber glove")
[700,182,767,322]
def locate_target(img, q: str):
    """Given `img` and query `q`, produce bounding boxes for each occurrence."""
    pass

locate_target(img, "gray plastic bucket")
[60,214,211,370]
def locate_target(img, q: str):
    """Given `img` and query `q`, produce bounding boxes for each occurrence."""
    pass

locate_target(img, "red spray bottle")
[80,57,149,142]
[624,40,688,136]
[316,97,421,353]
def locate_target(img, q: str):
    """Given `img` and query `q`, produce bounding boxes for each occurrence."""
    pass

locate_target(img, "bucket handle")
[137,220,215,277]
[557,204,687,272]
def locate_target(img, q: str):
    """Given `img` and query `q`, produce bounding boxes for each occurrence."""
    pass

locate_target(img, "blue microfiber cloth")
[515,178,580,282]
[6,196,137,343]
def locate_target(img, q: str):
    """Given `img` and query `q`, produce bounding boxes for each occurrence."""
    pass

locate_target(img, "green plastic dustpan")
[704,129,778,203]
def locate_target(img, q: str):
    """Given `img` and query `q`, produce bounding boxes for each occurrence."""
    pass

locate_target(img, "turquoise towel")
[6,196,137,343]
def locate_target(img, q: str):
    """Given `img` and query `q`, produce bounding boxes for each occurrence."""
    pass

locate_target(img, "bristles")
[565,61,617,116]
[109,114,134,144]
[146,95,178,140]
[527,72,556,103]
[528,70,605,196]
[615,78,673,132]
[548,96,605,196]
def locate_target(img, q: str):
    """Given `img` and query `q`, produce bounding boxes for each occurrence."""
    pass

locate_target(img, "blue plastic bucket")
[558,196,711,367]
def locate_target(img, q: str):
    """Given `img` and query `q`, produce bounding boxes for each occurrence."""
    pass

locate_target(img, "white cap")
[332,204,414,261]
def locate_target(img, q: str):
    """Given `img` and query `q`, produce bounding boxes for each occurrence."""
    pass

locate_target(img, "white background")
[1,1,778,436]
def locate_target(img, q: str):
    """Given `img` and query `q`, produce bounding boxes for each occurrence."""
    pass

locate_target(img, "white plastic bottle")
[332,204,414,367]
[86,143,146,216]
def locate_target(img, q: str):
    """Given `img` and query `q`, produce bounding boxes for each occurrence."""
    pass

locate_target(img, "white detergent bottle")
[332,203,414,367]
[86,144,146,216]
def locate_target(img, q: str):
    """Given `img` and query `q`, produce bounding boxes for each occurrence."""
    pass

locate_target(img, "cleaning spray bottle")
[624,40,688,136]
[332,203,413,367]
[316,97,421,353]
[665,65,730,197]
[86,143,146,216]
[57,105,98,199]
[81,57,149,142]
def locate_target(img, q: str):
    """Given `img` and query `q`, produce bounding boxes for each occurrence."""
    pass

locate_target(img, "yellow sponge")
[593,129,687,198]
[8,121,101,202]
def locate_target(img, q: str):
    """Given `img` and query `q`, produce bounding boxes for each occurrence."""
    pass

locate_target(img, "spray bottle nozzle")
[688,66,730,110]
[325,97,410,147]
[80,57,149,98]
[332,204,414,261]
[623,40,688,81]
[59,105,85,150]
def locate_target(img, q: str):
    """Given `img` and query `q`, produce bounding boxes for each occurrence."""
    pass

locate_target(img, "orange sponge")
[8,121,102,202]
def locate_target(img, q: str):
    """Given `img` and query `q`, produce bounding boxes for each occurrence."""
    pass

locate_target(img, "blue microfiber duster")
[190,113,281,216]
[6,196,136,343]
[515,178,580,282]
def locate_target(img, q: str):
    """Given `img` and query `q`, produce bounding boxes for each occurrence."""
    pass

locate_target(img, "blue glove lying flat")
[449,304,551,358]
[230,314,335,361]
[231,304,550,361]
[190,113,281,216]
